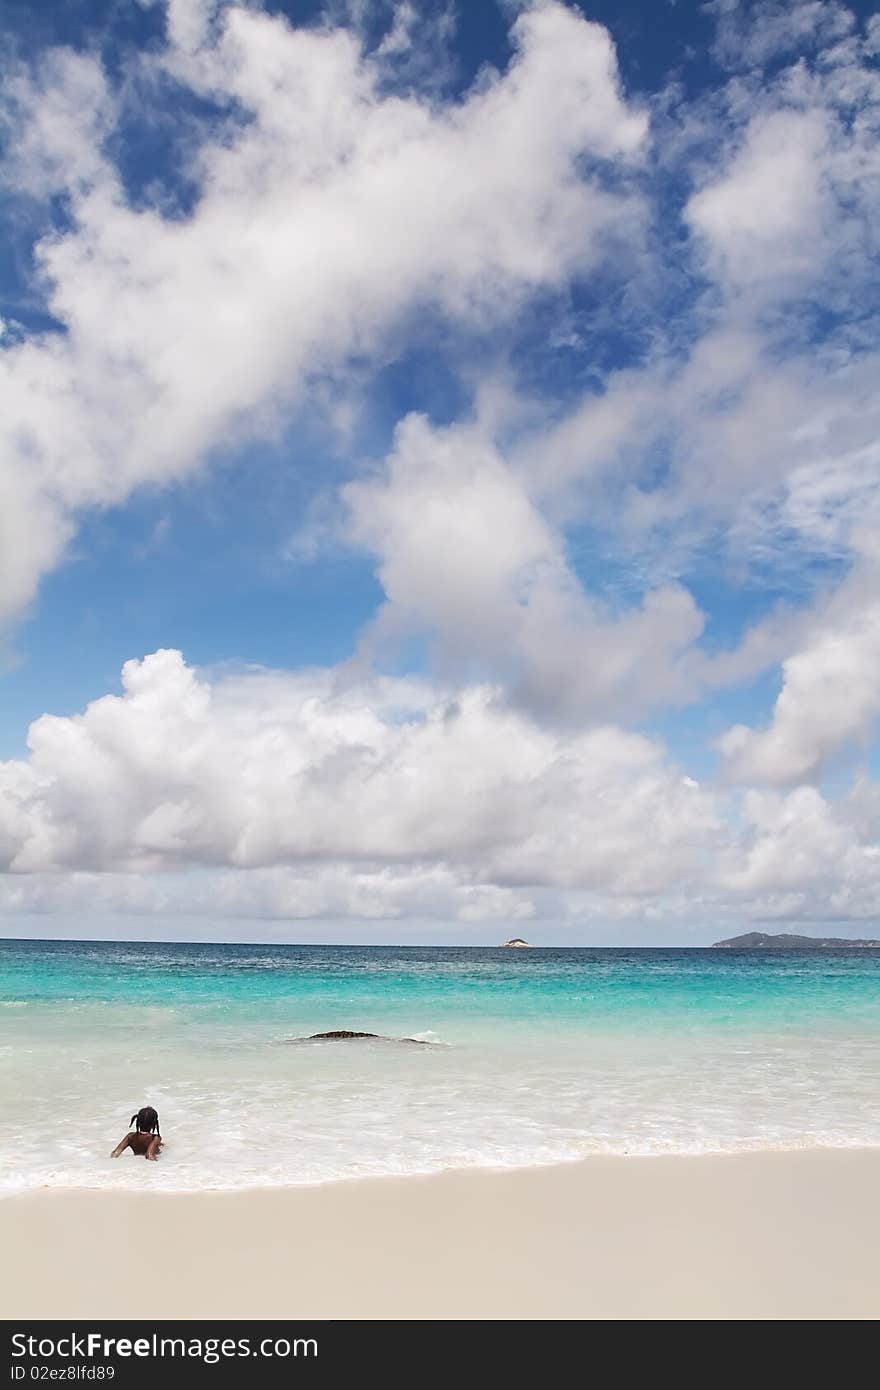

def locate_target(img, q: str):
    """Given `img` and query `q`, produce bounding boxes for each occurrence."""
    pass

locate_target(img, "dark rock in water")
[311,1030,379,1039]
[286,1030,430,1044]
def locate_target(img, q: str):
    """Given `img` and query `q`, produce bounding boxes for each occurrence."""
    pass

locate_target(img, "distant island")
[712,931,880,949]
[501,938,532,948]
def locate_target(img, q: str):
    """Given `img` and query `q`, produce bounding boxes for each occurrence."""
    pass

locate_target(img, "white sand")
[2,1149,879,1320]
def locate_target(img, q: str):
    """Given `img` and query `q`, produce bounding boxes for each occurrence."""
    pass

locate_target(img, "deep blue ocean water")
[2,938,879,1190]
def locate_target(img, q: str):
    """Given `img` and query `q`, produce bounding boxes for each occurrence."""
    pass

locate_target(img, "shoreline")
[2,1138,879,1199]
[3,1148,879,1319]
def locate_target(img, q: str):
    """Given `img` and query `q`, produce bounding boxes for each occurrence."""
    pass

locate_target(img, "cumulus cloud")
[686,108,832,293]
[344,412,704,722]
[719,560,880,784]
[2,649,879,929]
[2,1,880,937]
[685,66,879,319]
[521,30,880,581]
[0,649,716,892]
[718,783,880,921]
[0,862,535,926]
[515,2,880,576]
[0,0,645,626]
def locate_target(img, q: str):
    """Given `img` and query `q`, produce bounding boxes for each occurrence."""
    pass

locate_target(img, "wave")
[3,1134,880,1196]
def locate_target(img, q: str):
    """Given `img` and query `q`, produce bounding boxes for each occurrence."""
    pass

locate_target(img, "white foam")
[3,1018,880,1193]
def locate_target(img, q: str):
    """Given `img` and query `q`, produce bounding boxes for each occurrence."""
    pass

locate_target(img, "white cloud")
[718,782,880,921]
[689,6,880,312]
[0,48,114,200]
[518,3,880,606]
[343,412,704,722]
[2,647,879,929]
[719,560,880,784]
[0,862,535,925]
[710,0,856,70]
[0,649,716,893]
[686,108,831,292]
[2,2,880,938]
[0,0,646,627]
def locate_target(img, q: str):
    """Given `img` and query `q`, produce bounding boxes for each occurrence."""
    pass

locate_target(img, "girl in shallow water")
[111,1106,163,1161]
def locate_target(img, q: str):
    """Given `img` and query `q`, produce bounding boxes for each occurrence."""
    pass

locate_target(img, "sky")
[1,0,879,945]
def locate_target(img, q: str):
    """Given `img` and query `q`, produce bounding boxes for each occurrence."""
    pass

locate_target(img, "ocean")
[2,938,879,1192]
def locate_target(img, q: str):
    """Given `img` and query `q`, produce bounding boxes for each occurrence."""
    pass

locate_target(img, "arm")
[111,1132,133,1158]
[145,1134,162,1160]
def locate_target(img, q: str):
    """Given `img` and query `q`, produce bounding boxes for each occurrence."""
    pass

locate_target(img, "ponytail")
[131,1105,160,1135]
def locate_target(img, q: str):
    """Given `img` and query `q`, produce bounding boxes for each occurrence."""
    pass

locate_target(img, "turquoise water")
[2,939,879,1191]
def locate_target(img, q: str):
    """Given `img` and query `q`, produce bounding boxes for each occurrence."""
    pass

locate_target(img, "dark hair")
[130,1106,161,1138]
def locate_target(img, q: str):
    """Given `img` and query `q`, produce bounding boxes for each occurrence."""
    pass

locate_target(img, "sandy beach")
[2,1148,878,1320]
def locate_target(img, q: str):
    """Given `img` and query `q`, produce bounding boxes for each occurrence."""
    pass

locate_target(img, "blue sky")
[1,0,879,942]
